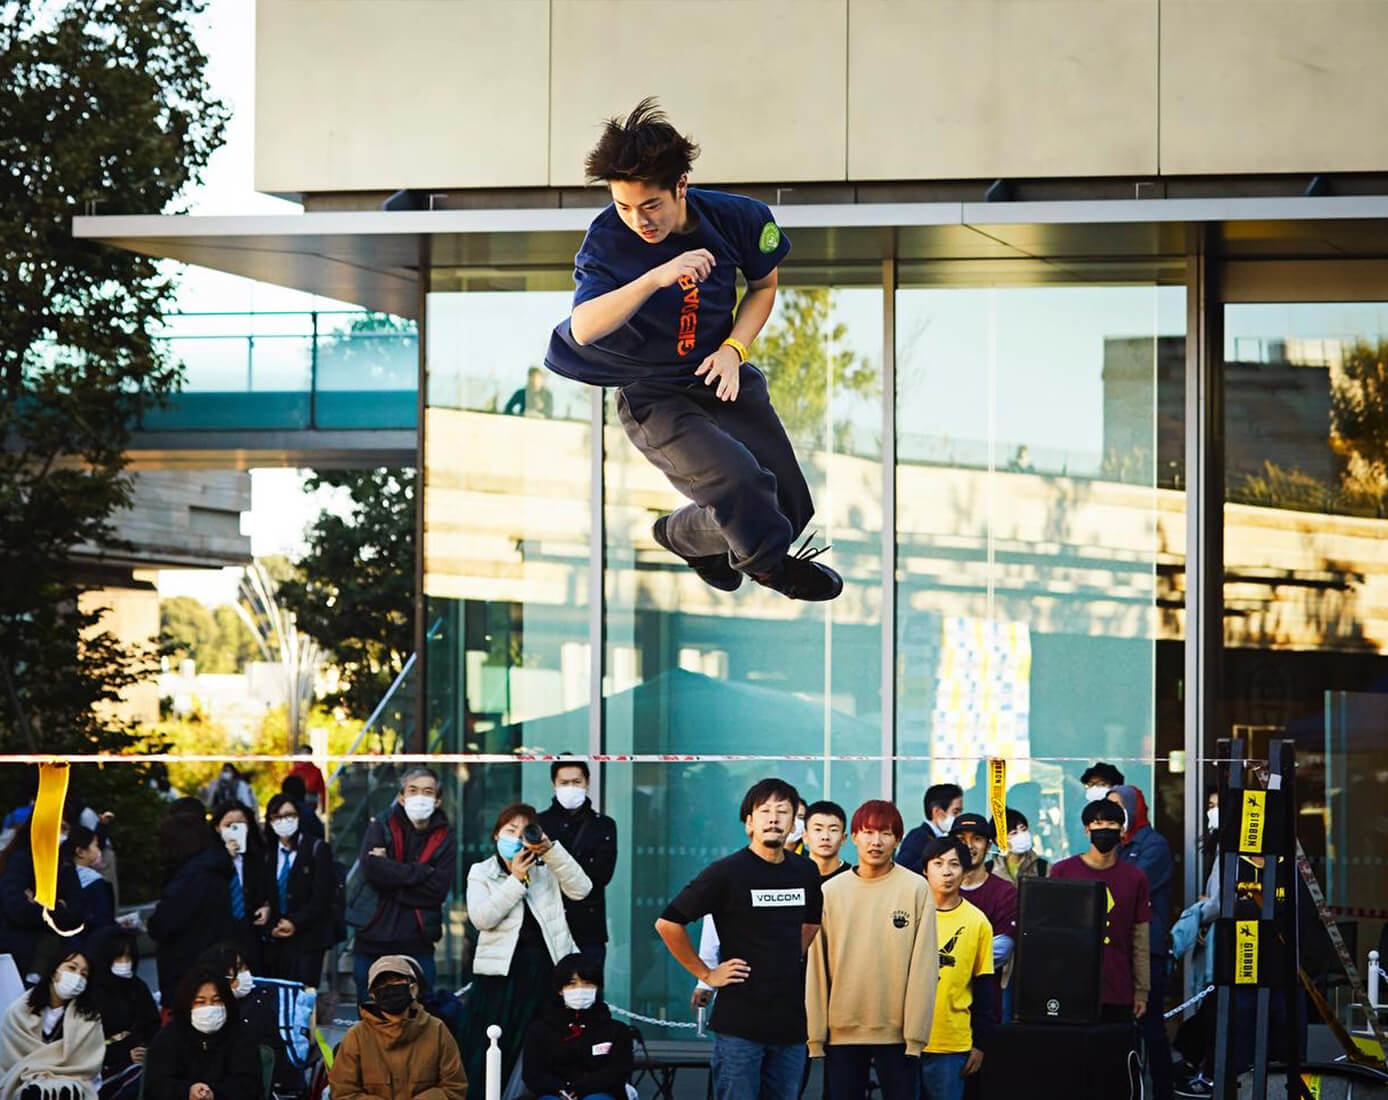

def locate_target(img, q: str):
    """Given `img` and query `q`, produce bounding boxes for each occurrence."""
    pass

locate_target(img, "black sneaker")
[755,531,843,602]
[652,516,742,592]
[1176,1074,1213,1098]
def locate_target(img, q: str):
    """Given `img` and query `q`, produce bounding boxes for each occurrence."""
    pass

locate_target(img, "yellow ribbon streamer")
[31,762,69,910]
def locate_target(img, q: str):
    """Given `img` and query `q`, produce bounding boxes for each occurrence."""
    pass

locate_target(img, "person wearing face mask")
[1050,799,1152,1025]
[897,783,964,875]
[1080,761,1125,804]
[0,821,86,979]
[536,758,619,975]
[261,793,336,987]
[330,955,466,1100]
[523,953,633,1100]
[986,809,1049,887]
[350,767,455,1000]
[207,802,271,973]
[0,950,104,1100]
[457,803,592,1089]
[196,942,296,1090]
[86,928,160,1100]
[143,967,259,1100]
[204,765,256,815]
[148,812,236,1006]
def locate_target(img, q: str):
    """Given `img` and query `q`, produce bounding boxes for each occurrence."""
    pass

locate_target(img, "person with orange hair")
[805,800,938,1100]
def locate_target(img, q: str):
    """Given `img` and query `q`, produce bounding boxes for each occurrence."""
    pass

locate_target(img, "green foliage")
[277,469,415,723]
[755,288,879,453]
[160,595,258,673]
[0,0,226,761]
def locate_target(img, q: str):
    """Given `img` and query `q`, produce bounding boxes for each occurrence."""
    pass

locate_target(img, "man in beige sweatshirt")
[805,799,938,1100]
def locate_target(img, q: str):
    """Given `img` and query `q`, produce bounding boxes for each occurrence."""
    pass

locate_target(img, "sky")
[157,0,352,607]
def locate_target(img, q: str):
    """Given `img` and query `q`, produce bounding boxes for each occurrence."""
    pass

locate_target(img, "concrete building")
[75,0,1388,1013]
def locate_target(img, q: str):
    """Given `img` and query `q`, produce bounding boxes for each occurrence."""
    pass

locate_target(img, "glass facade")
[1222,302,1388,973]
[420,256,1193,1019]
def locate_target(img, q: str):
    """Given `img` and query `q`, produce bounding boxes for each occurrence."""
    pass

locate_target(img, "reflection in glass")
[602,282,883,1020]
[423,290,593,986]
[1223,303,1388,940]
[896,283,1185,861]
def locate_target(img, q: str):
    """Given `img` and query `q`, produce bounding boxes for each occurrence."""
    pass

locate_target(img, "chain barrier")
[608,1004,701,1030]
[1165,983,1215,1020]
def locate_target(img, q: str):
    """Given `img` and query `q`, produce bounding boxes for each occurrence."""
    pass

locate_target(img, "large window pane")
[423,289,592,986]
[602,277,884,1021]
[1223,301,1388,969]
[896,281,1185,862]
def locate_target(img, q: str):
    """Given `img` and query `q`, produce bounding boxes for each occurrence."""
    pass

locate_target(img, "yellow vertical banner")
[1240,790,1267,853]
[988,758,1007,839]
[31,762,70,910]
[1234,920,1260,985]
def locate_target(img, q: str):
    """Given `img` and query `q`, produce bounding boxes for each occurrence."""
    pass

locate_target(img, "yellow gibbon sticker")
[1235,920,1260,985]
[1239,790,1267,853]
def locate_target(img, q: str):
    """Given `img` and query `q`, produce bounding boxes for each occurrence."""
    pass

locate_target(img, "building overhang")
[73,195,1388,318]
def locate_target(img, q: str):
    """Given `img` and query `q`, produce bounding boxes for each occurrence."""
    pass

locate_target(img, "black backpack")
[313,839,349,944]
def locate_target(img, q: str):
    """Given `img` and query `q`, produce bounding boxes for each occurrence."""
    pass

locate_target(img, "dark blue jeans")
[352,947,435,1002]
[918,1052,968,1100]
[711,1032,807,1100]
[616,364,814,577]
[825,1044,919,1100]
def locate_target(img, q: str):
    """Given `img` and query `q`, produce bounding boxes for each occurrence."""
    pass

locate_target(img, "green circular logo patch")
[758,221,781,254]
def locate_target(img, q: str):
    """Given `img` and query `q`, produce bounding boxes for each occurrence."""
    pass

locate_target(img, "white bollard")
[484,1024,503,1100]
[1370,950,1381,1009]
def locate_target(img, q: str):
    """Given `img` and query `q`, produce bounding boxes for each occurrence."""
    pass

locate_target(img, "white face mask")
[1008,829,1034,855]
[271,817,299,839]
[554,785,587,811]
[54,970,87,1001]
[1207,806,1219,832]
[1084,785,1110,803]
[562,986,597,1011]
[787,819,806,844]
[232,969,254,999]
[937,812,959,835]
[403,795,437,823]
[110,962,134,979]
[220,822,248,852]
[190,1004,227,1034]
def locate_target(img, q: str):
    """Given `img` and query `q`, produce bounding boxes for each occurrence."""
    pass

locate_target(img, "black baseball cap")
[950,812,994,840]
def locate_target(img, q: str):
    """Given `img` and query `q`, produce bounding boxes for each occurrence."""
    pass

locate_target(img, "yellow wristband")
[721,337,749,364]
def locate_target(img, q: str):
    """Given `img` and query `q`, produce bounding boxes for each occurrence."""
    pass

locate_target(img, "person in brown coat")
[329,955,467,1100]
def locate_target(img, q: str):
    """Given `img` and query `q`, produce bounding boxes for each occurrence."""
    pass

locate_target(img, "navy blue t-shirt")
[545,187,791,387]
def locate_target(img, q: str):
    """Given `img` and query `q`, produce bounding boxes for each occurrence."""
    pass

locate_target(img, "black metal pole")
[1213,736,1244,1100]
[1279,739,1304,1098]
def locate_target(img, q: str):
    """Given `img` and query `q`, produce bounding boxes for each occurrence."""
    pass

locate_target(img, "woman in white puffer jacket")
[458,802,592,1088]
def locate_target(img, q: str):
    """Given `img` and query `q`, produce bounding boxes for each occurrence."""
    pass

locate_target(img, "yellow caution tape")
[988,758,1007,840]
[31,763,69,911]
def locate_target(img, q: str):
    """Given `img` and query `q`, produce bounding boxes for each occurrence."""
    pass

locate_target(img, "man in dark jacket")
[350,767,455,1000]
[537,758,618,973]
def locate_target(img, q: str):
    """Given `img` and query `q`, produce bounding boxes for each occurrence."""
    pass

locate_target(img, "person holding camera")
[457,803,593,1089]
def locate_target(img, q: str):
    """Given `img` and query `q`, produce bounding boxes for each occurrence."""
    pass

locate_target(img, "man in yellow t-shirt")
[920,836,994,1100]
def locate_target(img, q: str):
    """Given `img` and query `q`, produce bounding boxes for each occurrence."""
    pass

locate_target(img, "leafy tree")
[1331,339,1388,515]
[160,596,258,674]
[277,469,415,723]
[755,288,879,453]
[0,0,226,767]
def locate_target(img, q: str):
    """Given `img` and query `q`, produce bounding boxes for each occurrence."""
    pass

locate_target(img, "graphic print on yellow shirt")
[925,898,993,1055]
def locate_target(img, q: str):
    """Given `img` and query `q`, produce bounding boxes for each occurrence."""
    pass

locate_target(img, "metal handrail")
[326,648,420,789]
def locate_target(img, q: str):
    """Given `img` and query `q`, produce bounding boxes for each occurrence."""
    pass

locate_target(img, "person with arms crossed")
[919,837,994,1100]
[546,99,841,603]
[655,778,822,1100]
[806,800,937,1100]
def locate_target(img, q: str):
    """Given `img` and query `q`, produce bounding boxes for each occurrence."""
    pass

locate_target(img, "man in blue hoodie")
[1109,784,1174,1100]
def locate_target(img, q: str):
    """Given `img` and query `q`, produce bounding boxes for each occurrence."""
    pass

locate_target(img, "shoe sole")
[652,518,742,592]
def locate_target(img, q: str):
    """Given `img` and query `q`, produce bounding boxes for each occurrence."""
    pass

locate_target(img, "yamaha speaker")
[982,1021,1138,1100]
[1014,877,1105,1025]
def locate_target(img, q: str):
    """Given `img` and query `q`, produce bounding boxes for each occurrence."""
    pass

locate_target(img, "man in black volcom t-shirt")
[656,778,823,1100]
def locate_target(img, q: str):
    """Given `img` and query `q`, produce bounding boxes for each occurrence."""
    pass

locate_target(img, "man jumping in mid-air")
[545,98,841,602]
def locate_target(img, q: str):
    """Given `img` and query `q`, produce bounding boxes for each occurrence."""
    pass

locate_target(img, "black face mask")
[1090,829,1121,854]
[374,983,414,1016]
